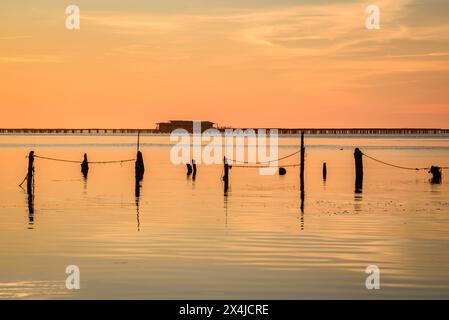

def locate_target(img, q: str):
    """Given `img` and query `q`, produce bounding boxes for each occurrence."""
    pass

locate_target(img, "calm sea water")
[0,134,449,299]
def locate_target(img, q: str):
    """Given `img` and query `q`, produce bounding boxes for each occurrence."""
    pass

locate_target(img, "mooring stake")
[135,151,145,182]
[300,132,305,195]
[27,151,35,196]
[323,162,327,181]
[223,156,229,193]
[354,148,363,193]
[81,153,89,178]
[430,166,442,184]
[186,163,193,175]
[192,159,197,180]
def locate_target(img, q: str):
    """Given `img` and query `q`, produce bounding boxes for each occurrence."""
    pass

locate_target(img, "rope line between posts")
[232,163,301,169]
[226,149,301,165]
[361,152,429,171]
[33,155,136,164]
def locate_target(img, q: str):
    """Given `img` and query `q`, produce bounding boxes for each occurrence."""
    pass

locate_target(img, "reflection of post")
[28,193,34,225]
[27,151,34,196]
[135,193,141,232]
[354,194,363,212]
[354,148,363,193]
[224,187,228,227]
[300,191,305,213]
[223,157,229,193]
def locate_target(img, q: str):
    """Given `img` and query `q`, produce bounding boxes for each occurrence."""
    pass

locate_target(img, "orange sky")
[1,0,449,128]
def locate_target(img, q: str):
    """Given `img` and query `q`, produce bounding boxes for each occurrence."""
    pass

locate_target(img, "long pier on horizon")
[1,128,449,135]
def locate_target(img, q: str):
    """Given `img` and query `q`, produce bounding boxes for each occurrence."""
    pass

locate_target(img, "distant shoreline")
[1,128,449,135]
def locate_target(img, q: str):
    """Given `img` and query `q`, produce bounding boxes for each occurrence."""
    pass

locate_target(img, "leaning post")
[354,148,364,193]
[223,156,229,192]
[26,151,35,196]
[300,131,305,195]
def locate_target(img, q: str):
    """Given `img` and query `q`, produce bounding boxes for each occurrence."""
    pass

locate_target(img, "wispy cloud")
[0,35,32,40]
[0,55,63,64]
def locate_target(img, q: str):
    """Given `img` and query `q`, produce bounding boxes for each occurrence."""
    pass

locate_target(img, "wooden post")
[186,163,193,175]
[354,148,363,193]
[299,132,305,213]
[81,153,89,178]
[192,159,197,180]
[430,166,442,184]
[300,132,305,195]
[323,162,327,181]
[223,156,229,192]
[135,151,145,182]
[27,151,34,196]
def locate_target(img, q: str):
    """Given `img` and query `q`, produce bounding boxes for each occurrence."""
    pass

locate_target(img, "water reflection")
[300,191,305,230]
[2,135,449,299]
[135,178,141,232]
[136,196,141,232]
[354,194,363,212]
[224,188,229,227]
[27,193,34,228]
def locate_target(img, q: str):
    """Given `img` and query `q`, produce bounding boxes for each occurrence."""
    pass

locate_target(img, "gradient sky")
[1,0,449,128]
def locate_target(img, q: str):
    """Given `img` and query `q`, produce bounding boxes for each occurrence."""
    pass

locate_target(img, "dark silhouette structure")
[135,150,145,199]
[300,132,305,196]
[223,157,229,193]
[156,120,215,133]
[186,163,193,175]
[279,167,287,175]
[430,166,442,184]
[135,151,145,182]
[354,148,364,193]
[27,151,34,197]
[81,153,89,178]
[192,159,197,180]
[323,162,327,181]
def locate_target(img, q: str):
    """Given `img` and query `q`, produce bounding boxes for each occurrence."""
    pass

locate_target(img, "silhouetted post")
[323,162,327,180]
[192,159,197,180]
[354,148,363,193]
[300,132,305,195]
[81,153,89,178]
[279,167,287,175]
[135,151,145,182]
[430,166,442,184]
[27,151,34,196]
[186,163,193,175]
[223,156,229,192]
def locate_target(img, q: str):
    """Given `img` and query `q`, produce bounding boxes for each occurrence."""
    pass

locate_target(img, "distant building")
[156,120,215,133]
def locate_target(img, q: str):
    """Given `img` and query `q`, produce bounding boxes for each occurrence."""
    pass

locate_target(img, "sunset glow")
[1,0,449,128]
